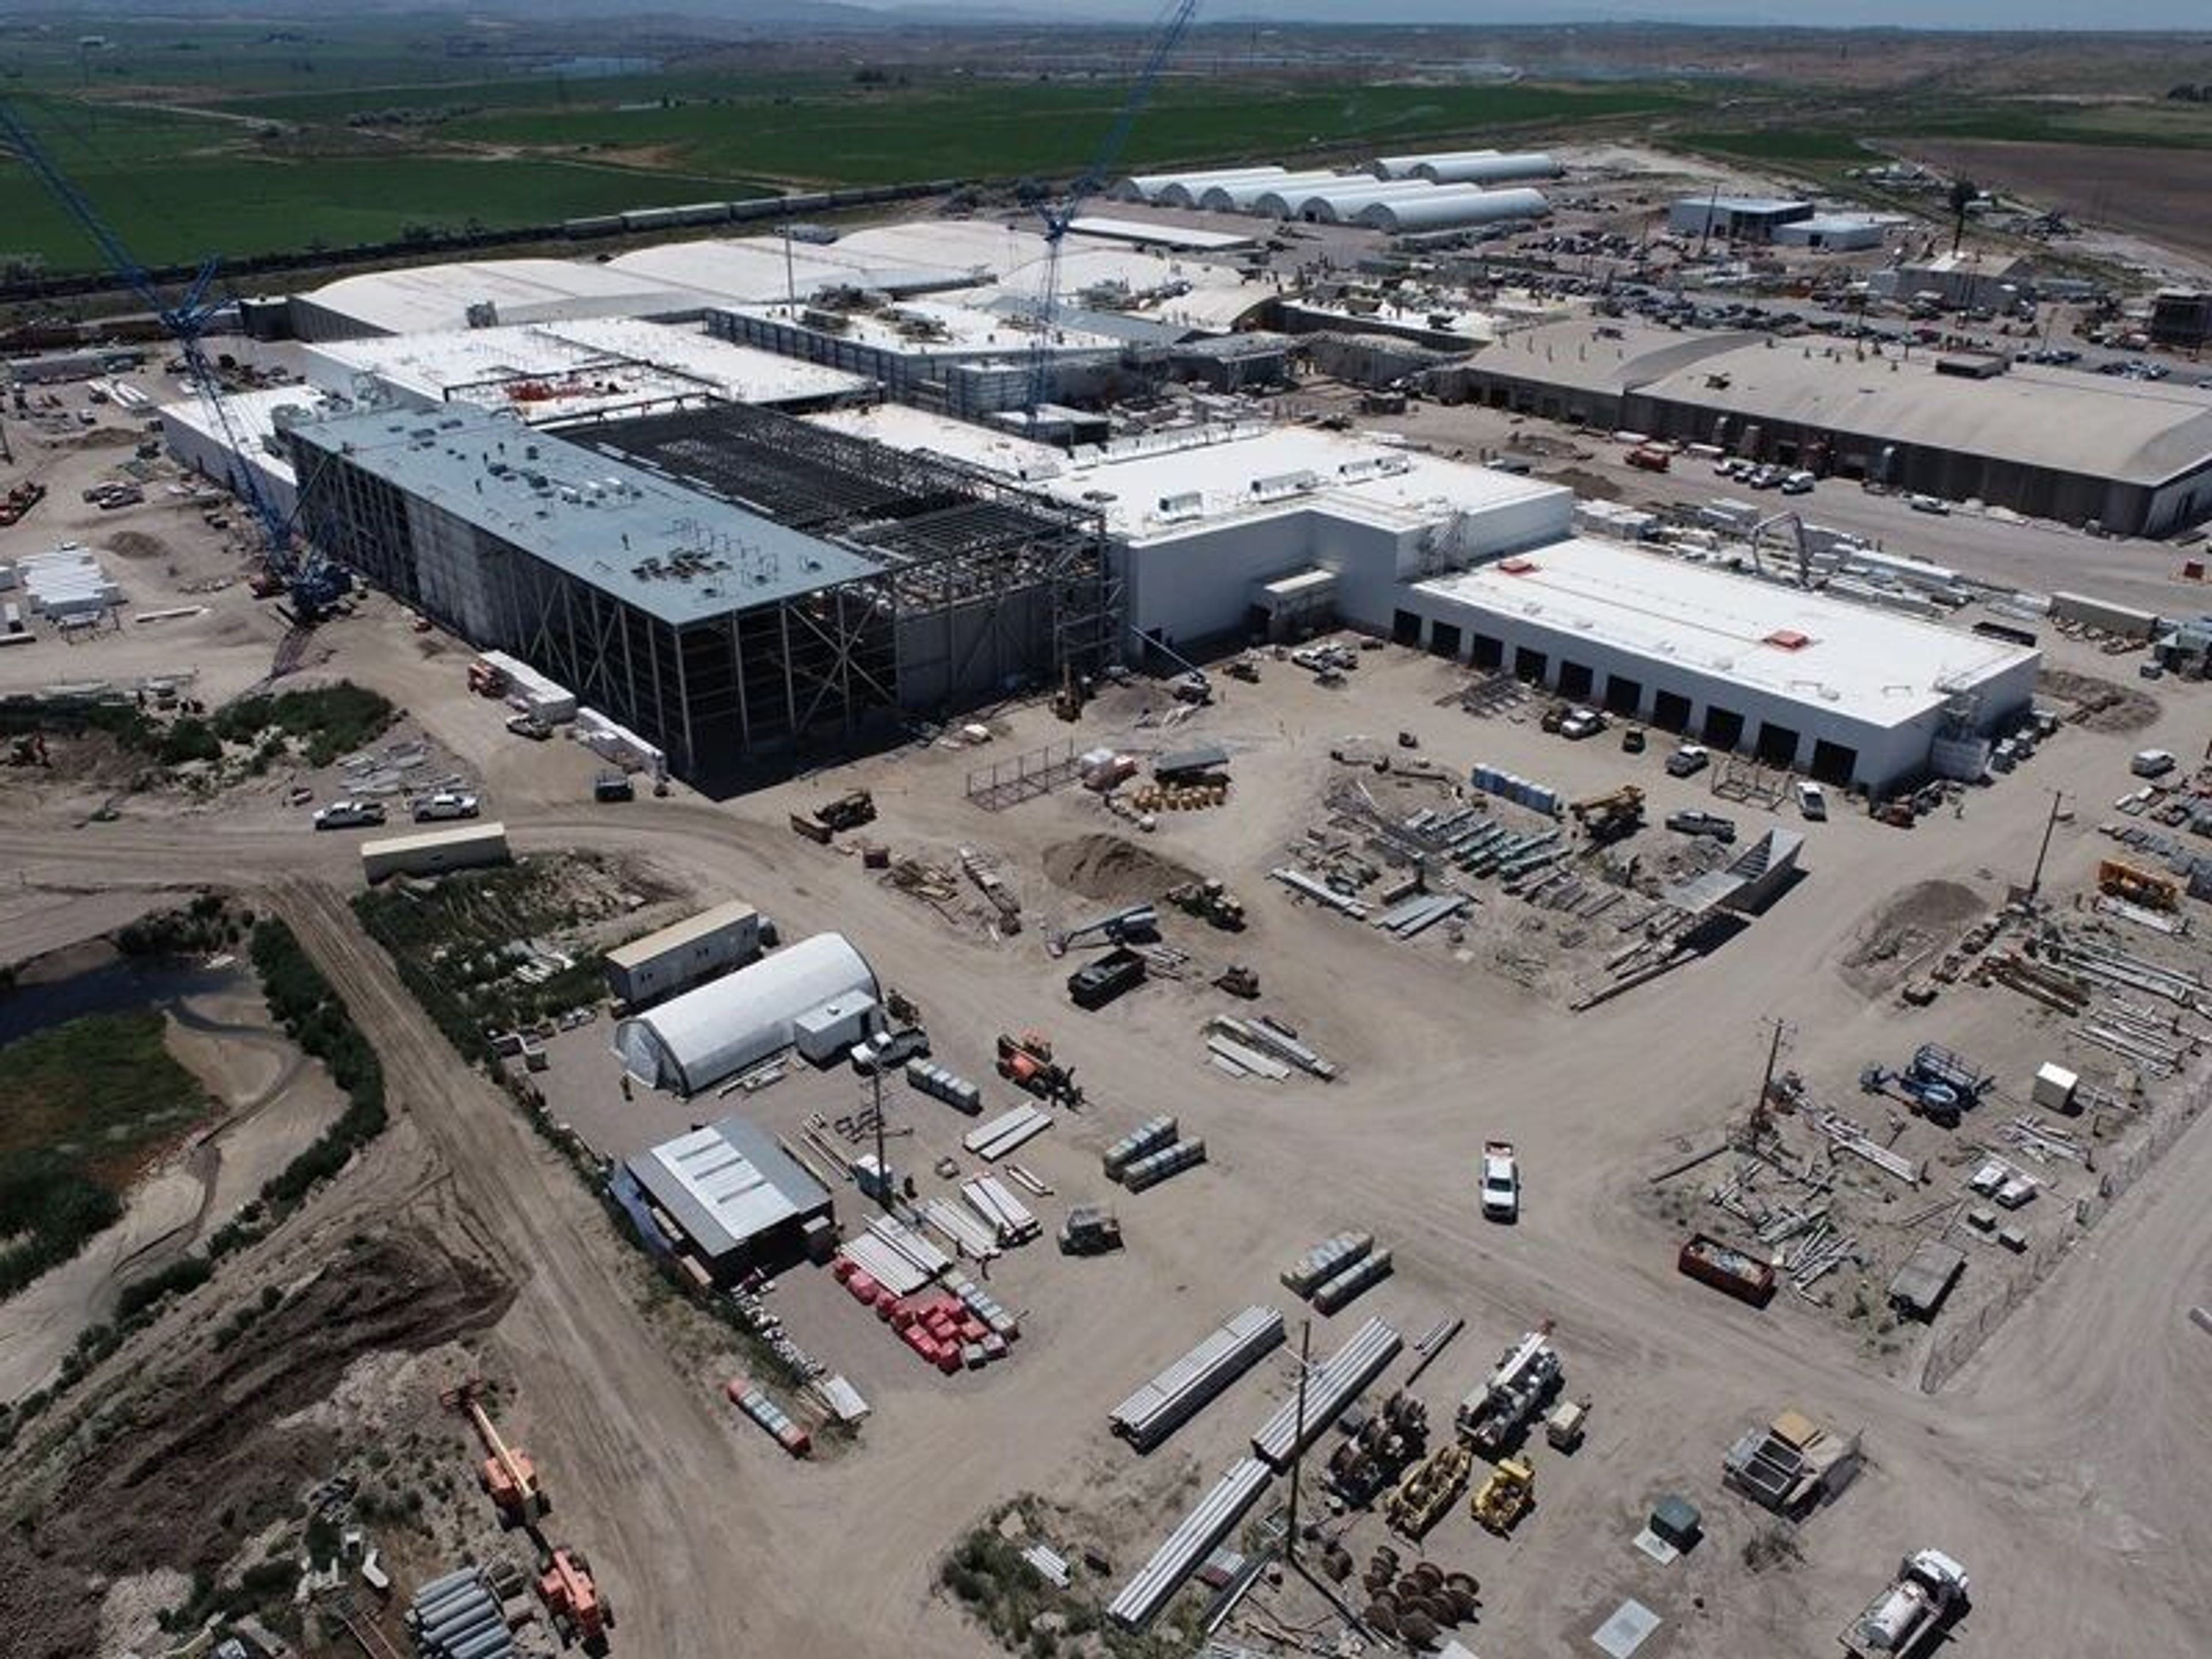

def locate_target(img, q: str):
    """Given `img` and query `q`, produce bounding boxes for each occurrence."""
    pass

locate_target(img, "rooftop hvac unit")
[1250,471,1321,501]
[1156,491,1205,522]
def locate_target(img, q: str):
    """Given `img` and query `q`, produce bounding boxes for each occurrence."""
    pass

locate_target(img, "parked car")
[1666,809,1737,843]
[312,799,386,831]
[1781,471,1816,495]
[593,770,635,802]
[412,790,479,823]
[1665,743,1710,778]
[1908,494,1951,516]
[2131,749,2177,779]
[1796,781,1830,820]
[1559,706,1607,741]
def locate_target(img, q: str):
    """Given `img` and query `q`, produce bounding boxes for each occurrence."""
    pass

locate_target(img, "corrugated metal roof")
[606,900,759,971]
[627,1112,829,1261]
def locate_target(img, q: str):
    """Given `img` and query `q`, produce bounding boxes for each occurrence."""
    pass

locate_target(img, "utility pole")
[870,1064,890,1213]
[2028,789,2066,904]
[1283,1318,1312,1564]
[1745,1017,1789,1150]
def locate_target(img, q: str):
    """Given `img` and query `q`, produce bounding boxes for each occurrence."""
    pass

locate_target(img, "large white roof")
[157,384,347,486]
[304,317,867,415]
[295,258,700,336]
[628,1113,828,1258]
[1415,536,2035,726]
[613,932,876,1094]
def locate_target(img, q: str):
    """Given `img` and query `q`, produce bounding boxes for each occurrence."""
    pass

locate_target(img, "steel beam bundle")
[1250,1316,1402,1472]
[1103,1115,1179,1178]
[1110,1305,1286,1451]
[964,1103,1054,1160]
[1108,1457,1275,1631]
[961,1175,1041,1245]
[1123,1138,1207,1191]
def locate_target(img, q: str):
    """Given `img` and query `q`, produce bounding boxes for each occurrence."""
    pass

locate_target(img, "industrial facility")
[1109,153,1555,233]
[283,398,1114,786]
[624,1112,835,1278]
[612,931,878,1094]
[1447,320,2212,535]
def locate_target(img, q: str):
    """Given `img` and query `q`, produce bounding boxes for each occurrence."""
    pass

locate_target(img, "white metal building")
[286,258,706,341]
[1772,214,1899,252]
[604,900,763,1008]
[626,1112,832,1277]
[1399,537,2038,789]
[1359,188,1550,235]
[158,385,346,519]
[1408,152,1561,185]
[613,932,877,1094]
[1112,165,1286,203]
[1200,171,1349,213]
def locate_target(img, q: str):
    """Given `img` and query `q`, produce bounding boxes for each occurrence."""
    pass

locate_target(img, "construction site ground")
[2,460,2211,1658]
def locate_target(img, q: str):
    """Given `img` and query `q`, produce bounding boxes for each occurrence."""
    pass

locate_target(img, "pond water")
[0,958,246,1050]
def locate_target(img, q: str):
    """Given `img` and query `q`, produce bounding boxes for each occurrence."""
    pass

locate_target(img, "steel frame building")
[286,402,1115,789]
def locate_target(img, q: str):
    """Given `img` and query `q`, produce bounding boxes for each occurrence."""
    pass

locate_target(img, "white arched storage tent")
[1359,187,1550,235]
[1411,152,1562,186]
[615,932,878,1094]
[1112,165,1283,203]
[1367,149,1497,181]
[1203,170,1349,213]
[1293,180,1445,223]
[1157,168,1294,208]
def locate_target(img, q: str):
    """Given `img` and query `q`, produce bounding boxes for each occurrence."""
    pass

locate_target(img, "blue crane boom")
[1024,0,1200,417]
[0,97,346,619]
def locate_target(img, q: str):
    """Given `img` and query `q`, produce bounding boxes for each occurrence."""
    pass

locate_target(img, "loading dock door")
[1557,661,1594,700]
[1652,690,1692,733]
[1471,632,1504,670]
[1514,646,1548,684]
[1430,621,1463,660]
[1810,738,1858,786]
[1604,675,1643,717]
[1703,706,1745,752]
[1755,721,1801,769]
[1393,608,1422,646]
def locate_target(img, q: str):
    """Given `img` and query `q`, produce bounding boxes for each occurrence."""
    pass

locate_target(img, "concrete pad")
[1592,1599,1662,1658]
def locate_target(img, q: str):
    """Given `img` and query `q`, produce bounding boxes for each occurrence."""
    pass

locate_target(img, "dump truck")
[1457,1327,1560,1455]
[1840,1551,1969,1657]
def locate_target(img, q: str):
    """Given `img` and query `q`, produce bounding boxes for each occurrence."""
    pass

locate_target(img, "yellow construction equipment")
[1470,1456,1535,1535]
[2099,858,2180,912]
[1570,785,1645,845]
[1384,1441,1472,1539]
[441,1377,546,1523]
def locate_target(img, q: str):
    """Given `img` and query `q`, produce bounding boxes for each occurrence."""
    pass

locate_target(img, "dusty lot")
[1891,138,2212,273]
[0,479,2208,1659]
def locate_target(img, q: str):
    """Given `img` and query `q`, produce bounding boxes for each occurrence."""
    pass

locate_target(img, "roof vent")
[1763,629,1812,650]
[1496,558,1537,575]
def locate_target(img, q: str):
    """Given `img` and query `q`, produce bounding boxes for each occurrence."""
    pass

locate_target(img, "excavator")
[441,1377,547,1524]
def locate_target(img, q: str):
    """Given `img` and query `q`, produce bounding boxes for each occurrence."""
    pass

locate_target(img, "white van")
[1795,781,1828,820]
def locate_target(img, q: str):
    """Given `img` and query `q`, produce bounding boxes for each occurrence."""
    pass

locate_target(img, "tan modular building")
[359,822,511,882]
[604,900,763,1009]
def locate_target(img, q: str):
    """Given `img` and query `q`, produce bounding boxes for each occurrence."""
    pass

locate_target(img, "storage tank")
[1359,188,1550,235]
[1412,151,1562,185]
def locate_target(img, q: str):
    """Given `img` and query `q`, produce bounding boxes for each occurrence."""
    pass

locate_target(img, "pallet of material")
[964,1103,1052,1161]
[1311,1249,1393,1314]
[920,1197,1002,1260]
[1207,1033,1293,1080]
[1282,1231,1374,1297]
[1111,1305,1286,1452]
[1123,1138,1206,1192]
[837,1234,934,1297]
[1103,1114,1179,1178]
[1249,1316,1402,1472]
[946,1273,1020,1341]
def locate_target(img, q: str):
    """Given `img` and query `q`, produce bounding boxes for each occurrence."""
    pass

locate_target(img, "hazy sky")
[937,1,2212,26]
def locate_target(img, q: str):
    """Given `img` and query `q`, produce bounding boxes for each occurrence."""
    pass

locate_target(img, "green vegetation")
[0,1012,209,1298]
[118,893,251,959]
[353,859,619,1066]
[213,682,396,767]
[249,916,387,1213]
[942,1503,1180,1658]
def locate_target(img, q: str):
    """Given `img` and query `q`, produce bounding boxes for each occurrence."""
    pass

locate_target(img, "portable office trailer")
[604,899,763,1007]
[359,822,511,882]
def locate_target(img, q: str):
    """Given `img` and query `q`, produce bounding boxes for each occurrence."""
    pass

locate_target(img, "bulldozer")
[1385,1441,1472,1540]
[1570,785,1645,846]
[790,788,876,845]
[997,1030,1084,1108]
[1471,1456,1535,1535]
[1166,877,1247,930]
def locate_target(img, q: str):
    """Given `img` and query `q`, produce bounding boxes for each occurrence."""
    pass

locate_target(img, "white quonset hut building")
[1400,537,2038,789]
[614,932,877,1094]
[1360,188,1550,236]
[1369,150,1560,185]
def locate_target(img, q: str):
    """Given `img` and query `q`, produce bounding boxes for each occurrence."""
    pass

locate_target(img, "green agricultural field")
[441,78,1695,185]
[0,1010,210,1298]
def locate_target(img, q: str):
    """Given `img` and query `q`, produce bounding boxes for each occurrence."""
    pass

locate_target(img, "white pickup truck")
[412,790,480,823]
[312,799,386,831]
[1481,1141,1521,1223]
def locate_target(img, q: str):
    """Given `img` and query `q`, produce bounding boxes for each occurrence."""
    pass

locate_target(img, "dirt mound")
[2036,669,2160,735]
[1041,834,1197,902]
[0,1229,510,1658]
[107,531,172,562]
[1840,879,1988,995]
[53,426,140,451]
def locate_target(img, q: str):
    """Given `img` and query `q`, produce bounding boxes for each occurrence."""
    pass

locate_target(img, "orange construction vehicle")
[467,658,508,698]
[996,1030,1083,1108]
[441,1378,546,1524]
[537,1548,608,1647]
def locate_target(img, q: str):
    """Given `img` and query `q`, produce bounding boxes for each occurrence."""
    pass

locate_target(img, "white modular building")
[604,899,764,1008]
[1358,188,1550,236]
[360,823,512,882]
[1398,536,2038,790]
[613,932,877,1094]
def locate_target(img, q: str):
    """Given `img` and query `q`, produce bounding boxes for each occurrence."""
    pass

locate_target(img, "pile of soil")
[107,531,172,563]
[0,1229,510,1658]
[1040,834,1197,902]
[2036,669,2160,735]
[1840,879,1987,995]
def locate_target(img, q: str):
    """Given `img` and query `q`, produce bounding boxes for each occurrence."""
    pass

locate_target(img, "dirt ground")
[1893,138,2212,271]
[3,416,2211,1658]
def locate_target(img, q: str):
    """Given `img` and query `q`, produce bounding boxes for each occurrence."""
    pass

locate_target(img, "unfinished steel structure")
[288,401,1116,788]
